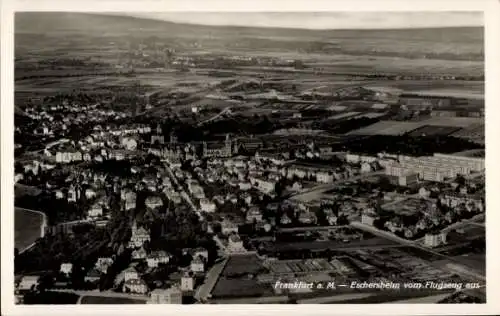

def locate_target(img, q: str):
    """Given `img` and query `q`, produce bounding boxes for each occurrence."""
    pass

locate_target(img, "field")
[15,208,44,251]
[79,296,146,304]
[382,198,428,216]
[15,13,484,113]
[348,117,484,136]
[407,125,462,137]
[347,121,423,136]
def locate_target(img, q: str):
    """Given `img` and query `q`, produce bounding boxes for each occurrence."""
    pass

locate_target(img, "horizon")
[123,12,483,30]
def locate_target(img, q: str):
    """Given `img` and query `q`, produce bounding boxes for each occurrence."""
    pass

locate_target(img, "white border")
[2,0,500,315]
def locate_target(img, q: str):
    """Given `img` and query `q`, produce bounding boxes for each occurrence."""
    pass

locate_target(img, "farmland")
[406,125,462,137]
[348,117,483,136]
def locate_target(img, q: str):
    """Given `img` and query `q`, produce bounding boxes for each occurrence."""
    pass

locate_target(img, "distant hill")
[15,12,483,42]
[14,12,484,63]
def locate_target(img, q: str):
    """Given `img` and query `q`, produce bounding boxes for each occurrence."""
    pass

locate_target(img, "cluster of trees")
[15,225,111,274]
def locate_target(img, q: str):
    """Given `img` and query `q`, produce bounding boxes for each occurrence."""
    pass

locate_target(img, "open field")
[348,117,484,136]
[347,121,424,136]
[407,125,462,137]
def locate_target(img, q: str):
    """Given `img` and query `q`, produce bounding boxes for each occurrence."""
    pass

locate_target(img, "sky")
[127,12,483,30]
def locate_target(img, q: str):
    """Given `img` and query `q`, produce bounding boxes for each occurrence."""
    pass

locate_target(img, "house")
[298,212,317,225]
[181,272,195,292]
[123,278,148,294]
[146,251,171,268]
[227,234,246,253]
[85,188,97,199]
[95,257,114,273]
[132,247,148,260]
[14,173,24,183]
[88,203,103,219]
[199,198,216,213]
[361,162,373,173]
[192,248,209,262]
[246,206,263,223]
[419,187,431,198]
[18,276,40,291]
[221,219,239,235]
[280,213,292,225]
[55,190,64,199]
[129,222,150,248]
[145,196,163,210]
[424,232,447,248]
[83,152,92,162]
[123,267,139,282]
[190,257,205,273]
[60,263,73,275]
[316,171,334,184]
[148,286,182,304]
[84,268,101,283]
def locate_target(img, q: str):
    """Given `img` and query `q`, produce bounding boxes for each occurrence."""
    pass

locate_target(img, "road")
[197,107,232,126]
[49,288,149,301]
[440,213,484,234]
[277,225,349,233]
[194,257,228,302]
[350,222,486,283]
[162,160,204,221]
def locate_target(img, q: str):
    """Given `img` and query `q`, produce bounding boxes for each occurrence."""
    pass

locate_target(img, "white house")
[190,257,205,273]
[181,272,195,292]
[199,198,216,213]
[123,267,139,282]
[146,251,171,268]
[132,247,148,260]
[60,263,73,275]
[88,203,103,219]
[227,234,246,253]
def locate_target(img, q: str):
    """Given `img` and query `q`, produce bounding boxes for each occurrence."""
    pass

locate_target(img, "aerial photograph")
[13,12,485,305]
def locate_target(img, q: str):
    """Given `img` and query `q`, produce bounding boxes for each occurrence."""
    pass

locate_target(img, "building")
[145,196,163,210]
[148,286,182,304]
[361,213,376,226]
[88,203,103,219]
[246,207,264,223]
[123,278,148,294]
[316,171,334,183]
[227,234,246,253]
[95,257,114,273]
[123,191,137,211]
[221,219,239,235]
[18,276,40,291]
[431,110,457,117]
[199,198,216,213]
[60,263,73,275]
[146,251,171,268]
[181,272,195,292]
[424,232,447,248]
[190,257,205,273]
[123,267,140,282]
[397,173,419,187]
[132,247,148,260]
[203,134,234,158]
[129,222,150,248]
[84,268,101,283]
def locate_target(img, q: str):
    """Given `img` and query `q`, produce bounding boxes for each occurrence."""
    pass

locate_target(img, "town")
[13,12,485,305]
